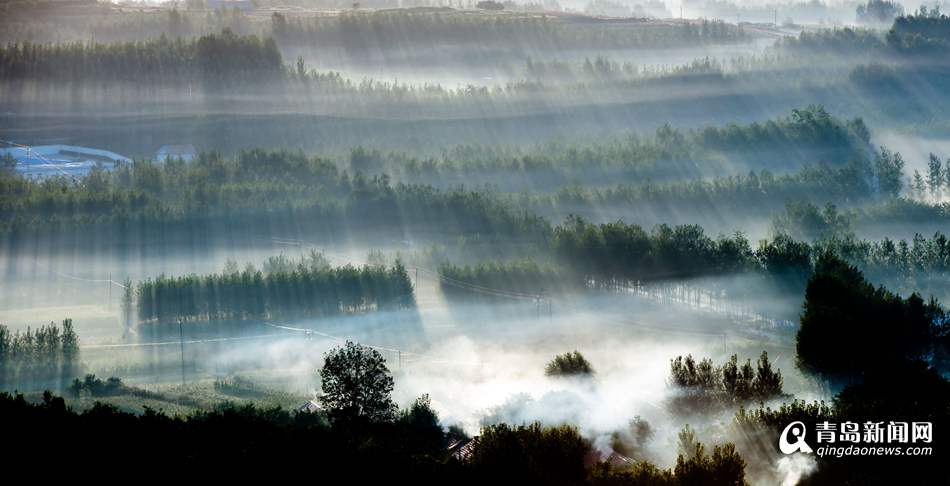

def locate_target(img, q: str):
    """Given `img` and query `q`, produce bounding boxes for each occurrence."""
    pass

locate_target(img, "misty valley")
[2,0,950,483]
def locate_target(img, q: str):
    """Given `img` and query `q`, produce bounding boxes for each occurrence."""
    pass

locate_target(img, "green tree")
[319,341,396,423]
[674,442,749,486]
[545,350,595,377]
[120,279,134,335]
[471,422,589,484]
[796,253,933,382]
[927,153,944,196]
[913,169,926,197]
[874,147,905,197]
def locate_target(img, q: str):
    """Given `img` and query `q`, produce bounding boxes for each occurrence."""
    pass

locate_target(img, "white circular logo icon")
[779,421,814,454]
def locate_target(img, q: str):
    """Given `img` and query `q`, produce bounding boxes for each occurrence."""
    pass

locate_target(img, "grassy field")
[23,374,310,416]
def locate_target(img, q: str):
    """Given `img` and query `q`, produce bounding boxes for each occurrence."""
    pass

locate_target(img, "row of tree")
[0,107,871,212]
[0,29,283,85]
[887,6,950,55]
[393,106,871,183]
[439,215,950,305]
[909,153,950,199]
[820,232,950,300]
[270,11,748,51]
[525,158,886,221]
[438,259,569,298]
[782,6,950,58]
[0,150,551,242]
[551,217,761,284]
[135,261,414,324]
[0,319,80,392]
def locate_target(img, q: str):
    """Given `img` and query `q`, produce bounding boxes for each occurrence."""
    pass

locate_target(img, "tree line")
[522,156,889,222]
[781,6,950,60]
[388,106,872,186]
[0,5,255,44]
[439,216,950,304]
[908,152,950,199]
[1,5,749,48]
[0,29,282,86]
[0,340,752,484]
[438,259,569,299]
[0,149,552,243]
[135,258,414,325]
[270,10,748,51]
[0,319,80,392]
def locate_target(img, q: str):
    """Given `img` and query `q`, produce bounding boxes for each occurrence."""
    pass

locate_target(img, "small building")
[603,450,636,467]
[447,437,478,462]
[206,0,254,11]
[297,399,323,414]
[0,143,131,179]
[155,144,197,162]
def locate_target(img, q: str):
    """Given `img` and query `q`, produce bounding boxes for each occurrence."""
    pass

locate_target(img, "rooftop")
[1,144,131,178]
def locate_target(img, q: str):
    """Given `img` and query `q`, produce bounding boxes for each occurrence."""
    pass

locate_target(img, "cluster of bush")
[668,352,784,414]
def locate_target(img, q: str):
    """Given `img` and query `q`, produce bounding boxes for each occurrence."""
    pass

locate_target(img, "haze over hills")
[0,0,948,482]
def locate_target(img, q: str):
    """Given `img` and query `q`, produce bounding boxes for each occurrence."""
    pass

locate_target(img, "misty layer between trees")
[2,2,950,484]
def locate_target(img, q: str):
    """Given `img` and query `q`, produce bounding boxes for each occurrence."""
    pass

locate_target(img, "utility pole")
[178,318,186,386]
[108,272,112,310]
[537,289,544,320]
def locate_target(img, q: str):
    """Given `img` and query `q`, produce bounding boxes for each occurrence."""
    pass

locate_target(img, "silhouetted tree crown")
[319,341,396,424]
[797,253,937,382]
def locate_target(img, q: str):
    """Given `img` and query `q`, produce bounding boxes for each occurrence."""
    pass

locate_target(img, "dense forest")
[0,107,871,234]
[377,106,873,183]
[736,255,949,483]
[780,7,950,57]
[795,253,950,379]
[0,149,552,244]
[0,30,282,85]
[135,259,414,325]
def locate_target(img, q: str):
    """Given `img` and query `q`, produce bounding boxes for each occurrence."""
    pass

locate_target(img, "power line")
[80,332,289,349]
[26,257,129,289]
[1,139,74,178]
